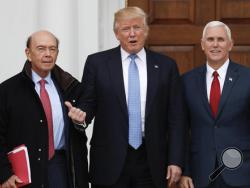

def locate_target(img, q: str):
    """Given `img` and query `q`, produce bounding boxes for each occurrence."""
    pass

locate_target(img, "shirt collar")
[120,47,146,63]
[206,59,230,79]
[32,70,52,85]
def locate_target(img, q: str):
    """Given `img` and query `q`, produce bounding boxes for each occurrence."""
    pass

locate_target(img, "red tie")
[39,79,55,159]
[210,71,221,118]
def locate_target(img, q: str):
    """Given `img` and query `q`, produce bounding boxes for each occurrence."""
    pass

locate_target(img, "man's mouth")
[43,61,52,64]
[129,40,137,44]
[210,50,221,54]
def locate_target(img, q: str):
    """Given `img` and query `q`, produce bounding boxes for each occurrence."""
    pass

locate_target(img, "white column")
[99,0,126,51]
[0,0,38,82]
[78,0,99,79]
[37,0,80,79]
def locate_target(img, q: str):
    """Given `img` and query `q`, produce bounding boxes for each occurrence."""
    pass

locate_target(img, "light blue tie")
[128,54,142,149]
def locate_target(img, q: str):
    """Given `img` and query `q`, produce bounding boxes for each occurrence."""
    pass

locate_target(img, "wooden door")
[127,0,250,74]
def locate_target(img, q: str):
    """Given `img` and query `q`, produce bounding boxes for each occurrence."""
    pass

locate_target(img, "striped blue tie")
[128,54,142,149]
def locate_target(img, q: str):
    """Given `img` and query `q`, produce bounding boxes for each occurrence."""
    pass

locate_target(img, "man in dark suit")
[0,30,88,188]
[66,6,186,188]
[179,21,250,188]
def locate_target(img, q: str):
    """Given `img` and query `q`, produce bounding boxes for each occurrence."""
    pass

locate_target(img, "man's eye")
[50,48,57,52]
[218,38,225,42]
[207,38,214,42]
[37,47,46,51]
[121,27,130,32]
[134,26,141,30]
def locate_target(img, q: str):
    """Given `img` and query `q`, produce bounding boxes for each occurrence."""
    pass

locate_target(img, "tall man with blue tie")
[0,30,88,188]
[179,21,250,188]
[66,6,186,188]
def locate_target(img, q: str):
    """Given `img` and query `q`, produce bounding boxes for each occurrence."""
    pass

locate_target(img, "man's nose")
[129,28,136,36]
[212,40,218,46]
[44,48,52,56]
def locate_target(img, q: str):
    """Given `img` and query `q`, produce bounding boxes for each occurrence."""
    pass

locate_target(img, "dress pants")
[48,150,69,188]
[92,141,157,188]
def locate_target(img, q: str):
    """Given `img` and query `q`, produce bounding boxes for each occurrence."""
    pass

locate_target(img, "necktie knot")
[39,79,46,87]
[129,54,137,61]
[213,71,219,78]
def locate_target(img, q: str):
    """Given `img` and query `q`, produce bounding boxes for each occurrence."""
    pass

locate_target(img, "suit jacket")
[0,61,89,188]
[182,61,250,187]
[79,46,186,188]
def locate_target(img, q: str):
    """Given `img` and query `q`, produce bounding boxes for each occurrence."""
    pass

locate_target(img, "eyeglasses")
[36,46,58,54]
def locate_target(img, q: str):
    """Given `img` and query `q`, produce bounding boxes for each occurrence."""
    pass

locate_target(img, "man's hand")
[65,101,86,124]
[178,176,194,188]
[167,165,182,187]
[1,175,22,188]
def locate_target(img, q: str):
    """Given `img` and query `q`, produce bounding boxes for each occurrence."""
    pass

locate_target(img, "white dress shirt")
[121,47,147,133]
[206,59,229,102]
[32,70,65,149]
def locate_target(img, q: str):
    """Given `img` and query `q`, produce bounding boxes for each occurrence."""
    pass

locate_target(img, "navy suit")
[182,61,250,187]
[79,46,186,188]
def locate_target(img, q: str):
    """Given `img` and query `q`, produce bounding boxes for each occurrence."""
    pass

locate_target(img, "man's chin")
[128,47,141,54]
[42,65,54,71]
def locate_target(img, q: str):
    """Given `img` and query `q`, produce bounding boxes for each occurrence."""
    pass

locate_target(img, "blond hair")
[113,6,149,33]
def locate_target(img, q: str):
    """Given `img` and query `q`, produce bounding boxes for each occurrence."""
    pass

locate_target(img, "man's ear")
[201,39,205,51]
[114,32,120,41]
[25,48,32,61]
[229,40,234,51]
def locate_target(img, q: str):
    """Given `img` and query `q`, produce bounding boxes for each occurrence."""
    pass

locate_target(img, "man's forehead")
[204,27,228,37]
[31,33,57,46]
[206,26,226,34]
[118,17,143,23]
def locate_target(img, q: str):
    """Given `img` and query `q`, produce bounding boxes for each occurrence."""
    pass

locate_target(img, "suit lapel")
[196,65,213,117]
[145,51,160,118]
[107,47,128,119]
[217,62,239,118]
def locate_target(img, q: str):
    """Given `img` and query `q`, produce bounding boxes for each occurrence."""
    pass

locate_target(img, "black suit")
[79,46,186,188]
[0,61,89,188]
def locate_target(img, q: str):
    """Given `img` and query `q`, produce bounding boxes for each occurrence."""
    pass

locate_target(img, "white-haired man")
[179,21,250,188]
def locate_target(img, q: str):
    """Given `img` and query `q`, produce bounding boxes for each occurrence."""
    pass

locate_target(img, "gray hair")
[202,21,232,41]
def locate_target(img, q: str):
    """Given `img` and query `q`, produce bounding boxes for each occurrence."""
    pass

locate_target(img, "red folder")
[0,145,31,187]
